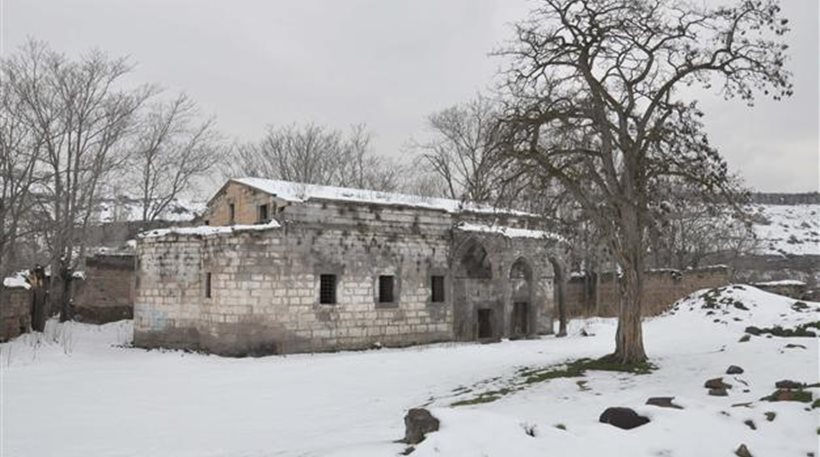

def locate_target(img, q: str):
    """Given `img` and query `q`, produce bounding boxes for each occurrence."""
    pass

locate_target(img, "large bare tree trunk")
[30,266,48,332]
[613,206,647,363]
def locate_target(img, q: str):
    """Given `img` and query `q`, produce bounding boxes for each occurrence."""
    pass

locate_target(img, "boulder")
[709,388,729,397]
[726,365,744,375]
[598,407,650,430]
[404,408,440,444]
[735,443,753,457]
[705,378,732,389]
[743,419,756,430]
[738,334,751,343]
[775,380,804,389]
[646,397,683,409]
[764,411,776,422]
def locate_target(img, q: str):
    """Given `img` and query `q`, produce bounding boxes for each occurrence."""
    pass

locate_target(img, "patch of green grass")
[450,355,657,407]
[811,399,820,409]
[582,354,657,374]
[745,322,819,338]
[761,389,814,403]
[451,388,517,407]
[518,356,656,385]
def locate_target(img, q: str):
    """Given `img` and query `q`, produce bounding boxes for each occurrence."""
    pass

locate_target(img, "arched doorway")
[509,258,533,338]
[452,238,495,340]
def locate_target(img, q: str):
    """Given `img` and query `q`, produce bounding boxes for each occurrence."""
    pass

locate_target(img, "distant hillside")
[750,203,819,256]
[750,192,820,205]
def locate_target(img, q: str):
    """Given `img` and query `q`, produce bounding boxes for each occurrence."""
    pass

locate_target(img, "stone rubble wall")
[565,267,731,318]
[1,286,31,342]
[72,254,135,323]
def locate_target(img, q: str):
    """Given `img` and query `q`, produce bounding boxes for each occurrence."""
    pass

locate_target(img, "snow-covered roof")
[139,220,281,239]
[3,271,30,290]
[752,279,806,287]
[456,222,563,242]
[231,178,533,217]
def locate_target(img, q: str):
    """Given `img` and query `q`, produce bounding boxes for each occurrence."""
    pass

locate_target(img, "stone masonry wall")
[1,286,31,342]
[134,237,204,350]
[204,181,278,226]
[136,202,458,355]
[72,254,135,323]
[566,267,730,318]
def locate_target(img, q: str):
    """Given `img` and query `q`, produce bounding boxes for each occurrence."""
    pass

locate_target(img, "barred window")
[378,275,395,304]
[320,274,337,305]
[431,275,445,303]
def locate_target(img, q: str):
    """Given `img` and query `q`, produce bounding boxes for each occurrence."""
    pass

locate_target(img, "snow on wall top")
[139,220,281,239]
[456,222,564,242]
[3,271,30,290]
[232,178,533,217]
[751,204,820,256]
[752,279,806,287]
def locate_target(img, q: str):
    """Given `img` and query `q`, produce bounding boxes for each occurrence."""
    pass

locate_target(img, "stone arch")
[454,237,493,279]
[451,236,497,340]
[509,257,534,338]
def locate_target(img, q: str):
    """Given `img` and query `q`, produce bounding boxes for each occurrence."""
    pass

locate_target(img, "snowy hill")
[1,286,817,457]
[751,204,820,256]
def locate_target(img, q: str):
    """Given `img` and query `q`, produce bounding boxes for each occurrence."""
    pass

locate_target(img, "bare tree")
[131,93,222,223]
[0,72,41,279]
[498,0,791,363]
[647,183,759,270]
[228,123,401,191]
[415,95,521,203]
[3,40,155,321]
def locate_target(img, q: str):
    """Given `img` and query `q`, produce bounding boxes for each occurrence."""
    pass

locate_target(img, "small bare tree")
[3,40,155,320]
[228,123,401,191]
[415,95,524,204]
[499,0,792,363]
[131,93,222,223]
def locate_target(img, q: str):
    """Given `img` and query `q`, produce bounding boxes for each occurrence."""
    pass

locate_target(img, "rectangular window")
[205,272,212,298]
[431,275,445,303]
[378,275,395,304]
[258,204,269,223]
[228,203,236,224]
[320,274,337,304]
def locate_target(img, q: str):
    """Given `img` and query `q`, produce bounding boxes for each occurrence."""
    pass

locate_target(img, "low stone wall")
[729,254,819,301]
[72,254,135,323]
[566,266,731,318]
[1,287,31,341]
[751,281,807,300]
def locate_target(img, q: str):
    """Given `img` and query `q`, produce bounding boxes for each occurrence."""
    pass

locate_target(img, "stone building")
[134,178,563,356]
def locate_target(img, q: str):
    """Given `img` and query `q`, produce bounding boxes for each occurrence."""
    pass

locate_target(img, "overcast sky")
[2,0,818,192]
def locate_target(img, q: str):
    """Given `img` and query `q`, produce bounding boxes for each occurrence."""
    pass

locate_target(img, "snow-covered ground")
[1,286,817,457]
[752,204,820,256]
